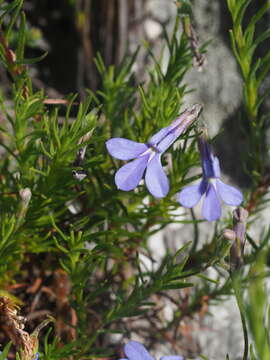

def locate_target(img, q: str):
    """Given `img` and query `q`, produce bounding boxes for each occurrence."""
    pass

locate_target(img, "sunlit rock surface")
[144,1,246,359]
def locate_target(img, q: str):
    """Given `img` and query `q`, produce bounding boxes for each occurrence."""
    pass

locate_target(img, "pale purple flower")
[177,136,243,221]
[120,341,184,360]
[106,104,202,198]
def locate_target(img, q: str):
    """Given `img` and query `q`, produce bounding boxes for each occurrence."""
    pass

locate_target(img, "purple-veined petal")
[216,179,243,206]
[198,136,218,178]
[177,180,207,208]
[157,115,194,152]
[115,154,150,191]
[106,138,148,160]
[212,156,221,178]
[145,154,169,198]
[202,183,221,221]
[156,131,178,153]
[148,104,202,150]
[168,104,202,137]
[157,105,202,153]
[148,126,171,147]
[124,341,154,360]
[160,356,184,360]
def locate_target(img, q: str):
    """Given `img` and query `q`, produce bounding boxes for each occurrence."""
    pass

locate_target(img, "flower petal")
[124,341,154,360]
[216,179,243,206]
[148,108,196,147]
[157,105,203,153]
[145,154,169,198]
[148,126,171,147]
[161,356,184,360]
[212,156,221,178]
[106,138,148,160]
[156,131,178,153]
[202,183,221,221]
[198,137,219,178]
[115,154,150,191]
[177,180,206,208]
[156,114,193,153]
[148,105,202,151]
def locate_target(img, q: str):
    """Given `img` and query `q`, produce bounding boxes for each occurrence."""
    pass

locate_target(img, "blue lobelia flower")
[119,341,184,360]
[106,104,202,198]
[177,135,243,221]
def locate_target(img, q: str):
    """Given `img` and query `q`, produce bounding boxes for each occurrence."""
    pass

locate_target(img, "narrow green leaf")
[15,51,48,65]
[244,27,270,68]
[249,1,270,29]
[235,0,252,29]
[0,0,21,25]
[4,0,23,41]
[162,281,193,290]
[16,12,26,61]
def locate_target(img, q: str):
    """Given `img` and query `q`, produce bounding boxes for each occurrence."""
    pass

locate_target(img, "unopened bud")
[15,188,32,231]
[8,49,16,63]
[78,129,94,145]
[230,207,248,272]
[233,207,248,224]
[19,188,32,206]
[73,130,94,167]
[223,229,236,241]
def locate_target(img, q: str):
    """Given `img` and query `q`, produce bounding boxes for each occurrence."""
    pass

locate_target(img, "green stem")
[190,208,199,252]
[231,274,249,360]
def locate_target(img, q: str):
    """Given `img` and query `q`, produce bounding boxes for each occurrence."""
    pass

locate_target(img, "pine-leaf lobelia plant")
[0,1,269,360]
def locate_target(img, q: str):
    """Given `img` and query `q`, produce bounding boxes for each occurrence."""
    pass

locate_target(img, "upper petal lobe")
[157,131,177,153]
[106,138,148,160]
[161,356,184,360]
[124,341,154,360]
[148,104,202,149]
[115,154,150,191]
[212,156,221,178]
[177,180,206,208]
[216,179,243,206]
[202,183,221,221]
[145,154,169,198]
[148,126,171,147]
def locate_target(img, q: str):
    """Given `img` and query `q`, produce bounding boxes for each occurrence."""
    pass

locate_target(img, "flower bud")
[223,229,236,241]
[19,188,32,207]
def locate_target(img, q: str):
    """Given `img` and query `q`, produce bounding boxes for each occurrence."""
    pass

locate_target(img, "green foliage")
[227,0,270,184]
[226,2,270,354]
[246,252,270,359]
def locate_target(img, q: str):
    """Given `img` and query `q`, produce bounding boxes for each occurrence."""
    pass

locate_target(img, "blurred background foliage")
[11,0,158,95]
